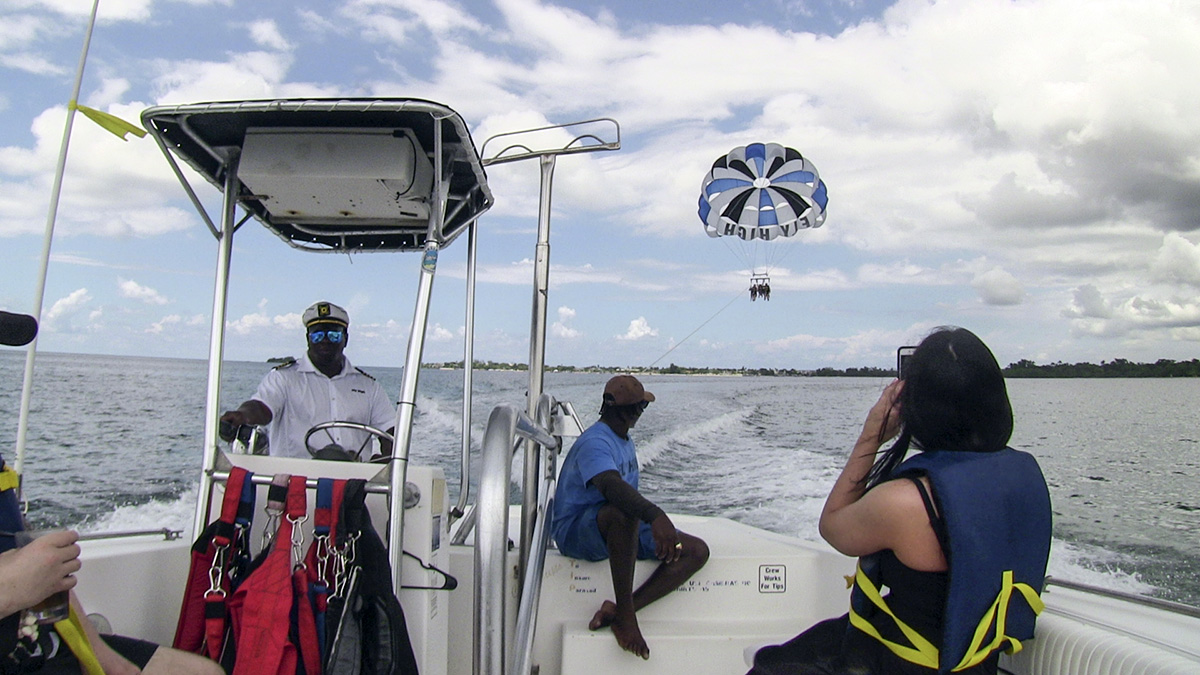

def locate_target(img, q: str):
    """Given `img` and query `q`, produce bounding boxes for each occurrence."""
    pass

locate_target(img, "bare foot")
[610,610,650,660]
[589,600,617,630]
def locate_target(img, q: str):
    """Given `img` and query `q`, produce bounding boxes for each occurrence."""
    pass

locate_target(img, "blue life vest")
[1,454,30,669]
[849,447,1052,673]
[0,456,24,554]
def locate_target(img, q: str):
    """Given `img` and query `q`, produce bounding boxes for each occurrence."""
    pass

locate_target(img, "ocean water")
[2,351,1198,608]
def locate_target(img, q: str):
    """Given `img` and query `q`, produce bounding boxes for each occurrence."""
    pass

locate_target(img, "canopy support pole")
[520,154,556,583]
[388,115,449,590]
[480,117,621,587]
[194,151,240,535]
[454,221,479,521]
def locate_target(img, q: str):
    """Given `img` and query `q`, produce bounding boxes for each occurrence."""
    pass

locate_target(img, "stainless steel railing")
[473,395,574,675]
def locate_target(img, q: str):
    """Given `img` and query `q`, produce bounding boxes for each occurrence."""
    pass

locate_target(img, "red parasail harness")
[175,471,419,674]
[174,466,255,660]
[227,474,320,675]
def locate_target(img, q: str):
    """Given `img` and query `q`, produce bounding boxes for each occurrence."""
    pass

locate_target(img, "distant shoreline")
[421,358,1200,378]
[2,352,1193,378]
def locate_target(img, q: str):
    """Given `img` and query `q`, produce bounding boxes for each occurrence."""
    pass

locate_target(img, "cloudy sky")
[2,0,1198,370]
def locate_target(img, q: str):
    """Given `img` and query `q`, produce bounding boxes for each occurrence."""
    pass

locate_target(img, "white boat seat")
[1002,612,1200,675]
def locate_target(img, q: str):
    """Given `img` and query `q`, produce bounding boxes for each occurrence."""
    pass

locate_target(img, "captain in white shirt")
[220,301,394,461]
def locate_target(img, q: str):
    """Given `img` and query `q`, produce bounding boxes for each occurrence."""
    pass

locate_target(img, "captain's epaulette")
[354,367,377,381]
[272,357,298,370]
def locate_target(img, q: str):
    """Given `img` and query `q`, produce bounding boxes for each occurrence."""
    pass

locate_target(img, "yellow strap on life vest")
[53,603,105,675]
[848,563,941,669]
[0,466,19,492]
[952,570,1046,671]
[848,563,1046,672]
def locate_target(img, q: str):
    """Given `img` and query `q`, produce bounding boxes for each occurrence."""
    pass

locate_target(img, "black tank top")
[876,477,949,643]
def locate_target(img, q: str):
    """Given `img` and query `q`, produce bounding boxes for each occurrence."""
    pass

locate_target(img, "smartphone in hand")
[897,346,917,379]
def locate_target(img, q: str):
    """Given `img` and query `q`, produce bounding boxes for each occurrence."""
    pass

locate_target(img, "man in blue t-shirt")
[552,375,709,660]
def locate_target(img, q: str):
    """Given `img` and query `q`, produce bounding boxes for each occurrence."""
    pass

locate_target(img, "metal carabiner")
[287,513,308,564]
[206,544,228,596]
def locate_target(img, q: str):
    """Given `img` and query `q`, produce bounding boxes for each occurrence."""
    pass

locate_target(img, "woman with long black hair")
[749,326,1052,675]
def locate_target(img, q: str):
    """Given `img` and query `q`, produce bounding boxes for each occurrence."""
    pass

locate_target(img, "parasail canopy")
[697,142,828,289]
[699,142,827,242]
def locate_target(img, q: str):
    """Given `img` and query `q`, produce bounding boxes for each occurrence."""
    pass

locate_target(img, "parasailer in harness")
[748,276,771,302]
[749,327,1051,675]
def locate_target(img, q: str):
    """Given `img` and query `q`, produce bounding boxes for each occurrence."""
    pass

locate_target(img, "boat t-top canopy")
[141,98,493,252]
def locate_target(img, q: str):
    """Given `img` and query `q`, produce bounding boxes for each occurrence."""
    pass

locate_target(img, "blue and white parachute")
[698,143,828,290]
[699,142,827,242]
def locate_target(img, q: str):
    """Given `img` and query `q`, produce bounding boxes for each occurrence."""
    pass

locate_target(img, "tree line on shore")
[1002,358,1200,378]
[423,358,1200,378]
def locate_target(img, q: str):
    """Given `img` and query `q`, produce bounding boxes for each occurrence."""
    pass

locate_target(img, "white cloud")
[150,51,296,104]
[356,0,484,36]
[0,102,198,237]
[1063,281,1200,340]
[227,312,302,336]
[856,262,942,287]
[20,0,154,21]
[616,317,657,341]
[551,305,580,338]
[0,53,65,75]
[765,325,928,366]
[149,313,204,334]
[44,288,92,322]
[118,278,169,305]
[474,260,629,287]
[147,314,181,334]
[249,19,290,51]
[972,267,1024,306]
[1150,233,1200,287]
[1063,285,1113,320]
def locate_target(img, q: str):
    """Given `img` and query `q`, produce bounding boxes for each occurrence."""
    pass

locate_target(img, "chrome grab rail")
[77,528,183,542]
[509,394,563,675]
[474,396,563,675]
[1044,576,1200,619]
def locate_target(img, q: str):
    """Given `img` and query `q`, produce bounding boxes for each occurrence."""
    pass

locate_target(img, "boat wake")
[75,484,199,539]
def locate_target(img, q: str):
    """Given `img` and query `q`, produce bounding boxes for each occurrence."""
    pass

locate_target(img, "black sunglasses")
[308,329,345,344]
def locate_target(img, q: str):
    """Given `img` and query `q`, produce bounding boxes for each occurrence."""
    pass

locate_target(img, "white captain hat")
[303,301,349,328]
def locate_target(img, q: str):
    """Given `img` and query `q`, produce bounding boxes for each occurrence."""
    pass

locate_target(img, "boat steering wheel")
[304,421,393,463]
